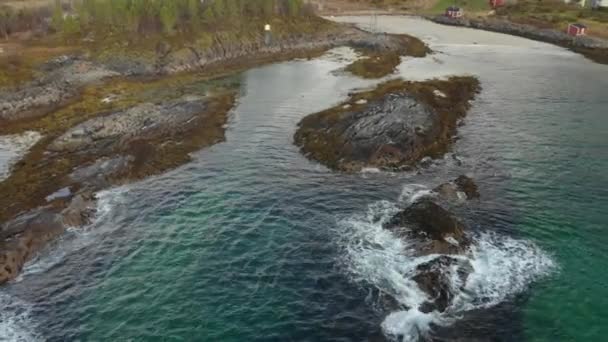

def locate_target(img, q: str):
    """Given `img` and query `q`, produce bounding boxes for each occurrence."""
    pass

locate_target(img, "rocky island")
[294,77,480,171]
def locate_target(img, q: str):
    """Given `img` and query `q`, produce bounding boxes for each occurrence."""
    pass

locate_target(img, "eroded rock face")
[413,256,473,313]
[385,199,470,255]
[434,175,480,202]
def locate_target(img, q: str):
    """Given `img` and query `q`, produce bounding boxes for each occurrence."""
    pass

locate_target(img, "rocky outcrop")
[384,178,481,313]
[434,175,480,202]
[385,198,470,255]
[0,57,118,122]
[294,77,480,171]
[431,15,608,64]
[49,96,208,153]
[0,192,95,284]
[414,256,473,313]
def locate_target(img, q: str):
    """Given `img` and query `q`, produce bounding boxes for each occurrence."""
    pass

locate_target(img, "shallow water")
[1,16,607,341]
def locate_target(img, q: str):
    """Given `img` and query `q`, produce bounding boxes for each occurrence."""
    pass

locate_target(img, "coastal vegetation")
[345,33,429,78]
[1,0,315,38]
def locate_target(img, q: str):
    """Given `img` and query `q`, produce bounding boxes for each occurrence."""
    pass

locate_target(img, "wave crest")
[336,186,555,341]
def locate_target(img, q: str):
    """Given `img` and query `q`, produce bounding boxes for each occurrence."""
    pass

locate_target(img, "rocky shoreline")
[294,76,480,171]
[0,25,427,125]
[0,22,430,284]
[430,15,608,65]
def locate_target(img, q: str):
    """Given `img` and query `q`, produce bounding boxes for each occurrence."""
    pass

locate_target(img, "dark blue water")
[1,17,607,342]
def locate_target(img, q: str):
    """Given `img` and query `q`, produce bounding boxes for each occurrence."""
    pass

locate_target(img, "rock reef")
[294,77,480,171]
[383,176,480,313]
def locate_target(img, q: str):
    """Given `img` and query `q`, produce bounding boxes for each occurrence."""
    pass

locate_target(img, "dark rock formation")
[0,192,95,284]
[294,77,479,171]
[413,256,473,313]
[434,175,480,202]
[385,199,470,255]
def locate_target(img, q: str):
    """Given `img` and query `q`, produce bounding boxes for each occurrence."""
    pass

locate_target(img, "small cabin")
[567,23,587,36]
[445,6,463,18]
[489,0,506,8]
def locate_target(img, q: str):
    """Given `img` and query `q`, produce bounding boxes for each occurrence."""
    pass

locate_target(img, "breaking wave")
[17,186,130,281]
[0,293,43,342]
[336,185,555,341]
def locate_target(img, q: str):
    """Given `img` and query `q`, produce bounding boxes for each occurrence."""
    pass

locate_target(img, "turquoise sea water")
[1,17,607,342]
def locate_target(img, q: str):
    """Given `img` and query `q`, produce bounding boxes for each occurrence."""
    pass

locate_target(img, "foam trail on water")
[17,186,130,280]
[0,293,43,342]
[336,184,555,341]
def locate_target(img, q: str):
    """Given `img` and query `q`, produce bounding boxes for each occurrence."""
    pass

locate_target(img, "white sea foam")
[0,293,43,342]
[17,186,130,280]
[337,184,556,341]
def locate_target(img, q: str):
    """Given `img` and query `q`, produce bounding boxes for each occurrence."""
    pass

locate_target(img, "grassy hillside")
[430,0,489,13]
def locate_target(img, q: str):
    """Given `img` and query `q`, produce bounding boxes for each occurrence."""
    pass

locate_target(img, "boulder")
[385,199,470,255]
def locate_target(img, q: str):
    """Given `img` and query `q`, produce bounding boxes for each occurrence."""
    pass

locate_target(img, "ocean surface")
[1,16,607,342]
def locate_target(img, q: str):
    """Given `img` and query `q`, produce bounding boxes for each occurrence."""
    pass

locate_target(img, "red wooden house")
[567,23,587,36]
[489,0,506,8]
[445,6,463,18]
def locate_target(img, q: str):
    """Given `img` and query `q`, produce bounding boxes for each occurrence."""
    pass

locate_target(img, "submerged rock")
[434,175,480,202]
[294,77,480,171]
[385,199,470,255]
